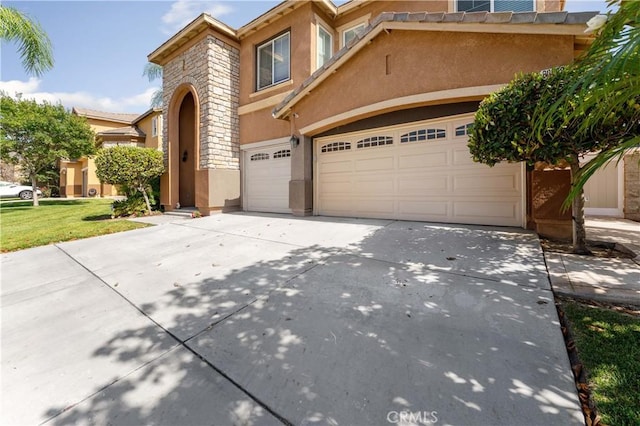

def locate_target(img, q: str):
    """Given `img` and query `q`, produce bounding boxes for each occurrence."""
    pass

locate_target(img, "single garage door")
[244,143,291,213]
[315,115,523,227]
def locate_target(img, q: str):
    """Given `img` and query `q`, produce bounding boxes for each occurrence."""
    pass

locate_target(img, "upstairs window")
[317,25,333,69]
[457,0,534,12]
[257,32,290,91]
[342,23,366,47]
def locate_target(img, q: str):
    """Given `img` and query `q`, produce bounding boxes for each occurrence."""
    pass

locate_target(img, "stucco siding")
[292,30,574,131]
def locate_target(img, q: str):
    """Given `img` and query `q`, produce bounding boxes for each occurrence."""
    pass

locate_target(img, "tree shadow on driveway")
[9,215,583,425]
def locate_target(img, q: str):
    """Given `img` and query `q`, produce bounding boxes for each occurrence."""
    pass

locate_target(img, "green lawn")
[0,199,148,252]
[562,301,640,425]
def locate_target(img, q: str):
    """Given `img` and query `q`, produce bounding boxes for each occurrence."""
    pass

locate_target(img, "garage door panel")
[320,179,353,195]
[398,175,449,193]
[321,159,353,174]
[316,117,523,227]
[452,148,479,166]
[355,199,395,215]
[398,200,449,217]
[399,151,449,169]
[354,156,394,172]
[354,179,395,195]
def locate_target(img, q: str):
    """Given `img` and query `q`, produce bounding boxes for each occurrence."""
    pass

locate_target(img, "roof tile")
[535,11,568,24]
[463,12,489,23]
[443,12,465,22]
[424,12,445,22]
[485,12,513,23]
[510,11,537,24]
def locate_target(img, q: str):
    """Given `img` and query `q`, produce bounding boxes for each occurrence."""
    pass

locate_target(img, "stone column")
[624,153,640,221]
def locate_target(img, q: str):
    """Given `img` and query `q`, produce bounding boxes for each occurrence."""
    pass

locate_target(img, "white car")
[0,181,43,200]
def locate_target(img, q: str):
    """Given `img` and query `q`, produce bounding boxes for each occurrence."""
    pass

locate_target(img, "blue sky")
[1,0,612,114]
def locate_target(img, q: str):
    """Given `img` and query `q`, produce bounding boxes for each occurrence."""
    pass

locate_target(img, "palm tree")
[143,62,163,108]
[534,0,640,205]
[0,5,53,76]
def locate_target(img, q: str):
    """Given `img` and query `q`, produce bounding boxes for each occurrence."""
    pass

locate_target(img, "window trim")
[342,23,366,47]
[337,14,370,48]
[316,23,333,70]
[151,116,158,137]
[256,31,291,92]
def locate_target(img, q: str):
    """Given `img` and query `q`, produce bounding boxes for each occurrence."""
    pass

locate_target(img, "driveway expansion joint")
[53,244,292,426]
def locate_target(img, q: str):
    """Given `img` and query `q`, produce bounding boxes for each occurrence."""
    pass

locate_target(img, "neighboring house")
[60,107,163,198]
[148,0,636,233]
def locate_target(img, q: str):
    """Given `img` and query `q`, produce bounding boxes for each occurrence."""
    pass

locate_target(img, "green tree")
[0,95,95,206]
[94,146,164,214]
[469,68,637,253]
[0,5,53,76]
[143,62,163,108]
[534,1,640,202]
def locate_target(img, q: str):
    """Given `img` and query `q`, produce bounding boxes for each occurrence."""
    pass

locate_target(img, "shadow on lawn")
[0,199,89,209]
[23,216,584,425]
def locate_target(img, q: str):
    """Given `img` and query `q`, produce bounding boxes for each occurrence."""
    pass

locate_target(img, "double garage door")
[315,115,524,227]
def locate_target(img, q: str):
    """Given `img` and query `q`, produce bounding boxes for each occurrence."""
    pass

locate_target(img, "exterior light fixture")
[289,135,300,149]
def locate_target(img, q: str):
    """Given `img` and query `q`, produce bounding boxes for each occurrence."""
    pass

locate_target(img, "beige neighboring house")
[60,107,163,198]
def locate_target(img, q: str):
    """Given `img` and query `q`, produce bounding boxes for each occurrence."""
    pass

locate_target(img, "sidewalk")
[546,216,640,305]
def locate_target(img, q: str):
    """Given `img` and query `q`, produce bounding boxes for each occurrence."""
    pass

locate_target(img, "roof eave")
[148,14,238,65]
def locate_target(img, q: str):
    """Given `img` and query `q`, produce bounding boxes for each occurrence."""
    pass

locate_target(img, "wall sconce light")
[289,135,300,149]
[61,168,67,174]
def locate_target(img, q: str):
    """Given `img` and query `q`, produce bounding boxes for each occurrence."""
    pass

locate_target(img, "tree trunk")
[31,174,39,207]
[140,186,152,215]
[569,156,590,254]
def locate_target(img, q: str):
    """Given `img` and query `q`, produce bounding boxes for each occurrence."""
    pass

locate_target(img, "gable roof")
[73,107,140,124]
[97,126,146,138]
[272,10,598,119]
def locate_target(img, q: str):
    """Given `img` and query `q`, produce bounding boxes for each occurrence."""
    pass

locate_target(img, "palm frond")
[143,63,163,82]
[0,6,53,76]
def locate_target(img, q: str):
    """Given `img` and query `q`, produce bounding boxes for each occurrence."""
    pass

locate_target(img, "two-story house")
[149,0,604,232]
[60,107,163,198]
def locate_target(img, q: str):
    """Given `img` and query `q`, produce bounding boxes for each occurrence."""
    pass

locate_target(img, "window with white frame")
[152,116,159,137]
[317,25,333,69]
[257,32,290,91]
[342,23,366,47]
[457,0,534,12]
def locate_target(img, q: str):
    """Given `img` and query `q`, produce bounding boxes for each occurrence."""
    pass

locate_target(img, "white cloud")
[162,1,233,35]
[0,78,158,113]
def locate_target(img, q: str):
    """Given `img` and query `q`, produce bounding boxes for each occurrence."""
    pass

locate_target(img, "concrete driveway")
[1,214,583,425]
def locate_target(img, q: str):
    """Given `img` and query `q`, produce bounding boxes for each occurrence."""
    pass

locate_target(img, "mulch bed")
[540,238,636,259]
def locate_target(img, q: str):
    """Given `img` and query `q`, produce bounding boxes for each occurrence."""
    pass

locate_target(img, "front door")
[178,92,196,207]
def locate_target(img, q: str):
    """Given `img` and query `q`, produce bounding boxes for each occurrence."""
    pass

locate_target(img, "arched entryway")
[178,92,196,207]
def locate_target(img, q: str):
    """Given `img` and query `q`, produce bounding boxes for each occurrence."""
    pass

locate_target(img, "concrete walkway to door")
[1,214,583,425]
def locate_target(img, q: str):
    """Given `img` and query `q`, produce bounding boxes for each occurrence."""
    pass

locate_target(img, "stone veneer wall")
[624,152,640,221]
[162,35,240,170]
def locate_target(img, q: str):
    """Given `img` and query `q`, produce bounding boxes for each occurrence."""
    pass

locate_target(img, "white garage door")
[244,143,291,213]
[315,115,524,227]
